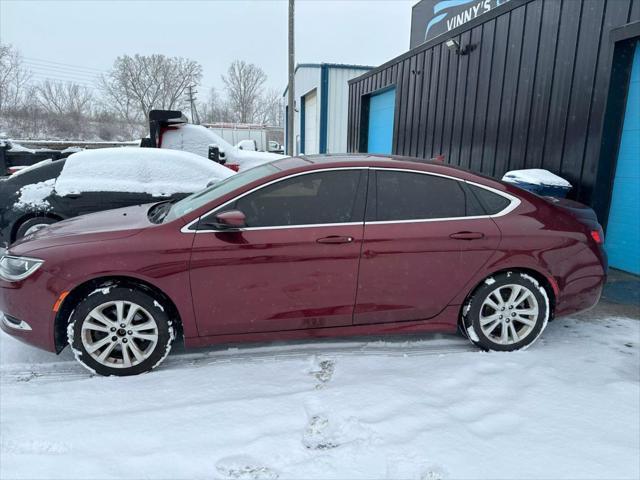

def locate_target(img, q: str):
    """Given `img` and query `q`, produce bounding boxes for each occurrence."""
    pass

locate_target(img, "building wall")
[287,66,321,155]
[326,67,371,153]
[348,0,640,220]
[285,64,372,155]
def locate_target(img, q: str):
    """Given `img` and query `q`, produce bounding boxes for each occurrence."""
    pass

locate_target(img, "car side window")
[374,171,467,221]
[467,184,511,214]
[232,170,365,228]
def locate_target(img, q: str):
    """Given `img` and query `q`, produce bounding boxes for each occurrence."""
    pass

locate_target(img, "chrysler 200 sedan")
[0,155,607,376]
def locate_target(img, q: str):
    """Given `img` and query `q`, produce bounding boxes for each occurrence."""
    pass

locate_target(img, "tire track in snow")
[0,335,474,384]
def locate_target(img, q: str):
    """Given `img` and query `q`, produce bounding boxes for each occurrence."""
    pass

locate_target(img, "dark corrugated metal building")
[347,0,640,274]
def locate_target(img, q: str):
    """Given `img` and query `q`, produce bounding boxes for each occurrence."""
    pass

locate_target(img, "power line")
[28,72,97,85]
[24,63,103,80]
[27,72,101,87]
[27,76,99,91]
[23,56,106,74]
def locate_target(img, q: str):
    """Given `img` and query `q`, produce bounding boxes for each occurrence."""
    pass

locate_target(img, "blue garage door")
[367,88,396,154]
[606,41,640,275]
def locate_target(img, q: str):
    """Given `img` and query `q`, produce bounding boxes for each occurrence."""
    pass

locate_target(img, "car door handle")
[316,235,354,244]
[449,231,485,240]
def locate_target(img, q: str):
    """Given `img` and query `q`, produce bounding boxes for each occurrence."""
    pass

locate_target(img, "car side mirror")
[199,209,246,231]
[216,210,246,228]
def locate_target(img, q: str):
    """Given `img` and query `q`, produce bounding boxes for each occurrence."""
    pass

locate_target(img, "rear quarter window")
[467,184,511,215]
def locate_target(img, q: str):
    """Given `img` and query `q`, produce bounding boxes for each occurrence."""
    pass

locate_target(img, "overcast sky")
[0,0,413,98]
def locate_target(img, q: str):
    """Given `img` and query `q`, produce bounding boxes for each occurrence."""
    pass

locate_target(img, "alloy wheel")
[479,284,539,345]
[80,300,159,368]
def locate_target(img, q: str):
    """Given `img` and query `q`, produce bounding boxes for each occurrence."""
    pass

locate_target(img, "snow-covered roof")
[55,147,234,197]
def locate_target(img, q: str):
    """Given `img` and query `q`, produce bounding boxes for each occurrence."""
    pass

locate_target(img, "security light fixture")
[445,38,459,52]
[445,38,472,55]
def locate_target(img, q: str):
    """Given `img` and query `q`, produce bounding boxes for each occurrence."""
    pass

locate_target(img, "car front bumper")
[0,270,61,353]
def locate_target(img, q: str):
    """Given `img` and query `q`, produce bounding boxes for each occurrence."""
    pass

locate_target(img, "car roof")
[272,153,485,183]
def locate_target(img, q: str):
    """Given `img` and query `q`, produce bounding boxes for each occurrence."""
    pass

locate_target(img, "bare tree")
[35,80,94,137]
[200,87,234,123]
[222,60,267,123]
[0,43,31,113]
[256,88,284,126]
[100,54,202,125]
[37,80,93,116]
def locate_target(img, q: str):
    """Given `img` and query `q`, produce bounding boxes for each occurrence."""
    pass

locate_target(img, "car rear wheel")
[462,272,550,351]
[16,216,59,239]
[67,286,175,376]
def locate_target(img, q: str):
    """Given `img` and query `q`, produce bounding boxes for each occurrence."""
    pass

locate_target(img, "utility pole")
[187,85,200,124]
[287,0,295,156]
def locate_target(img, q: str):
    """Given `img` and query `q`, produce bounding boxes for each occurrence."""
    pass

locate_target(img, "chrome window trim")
[180,165,521,233]
[180,167,368,233]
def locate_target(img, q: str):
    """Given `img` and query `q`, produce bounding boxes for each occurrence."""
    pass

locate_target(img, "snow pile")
[1,315,638,479]
[15,178,55,209]
[503,168,572,187]
[161,124,287,171]
[55,147,234,197]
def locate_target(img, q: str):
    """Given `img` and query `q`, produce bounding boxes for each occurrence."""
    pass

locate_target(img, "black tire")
[15,216,59,240]
[462,271,550,352]
[67,285,175,376]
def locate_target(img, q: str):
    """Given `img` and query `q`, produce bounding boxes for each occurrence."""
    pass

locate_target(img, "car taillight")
[227,164,240,172]
[590,229,603,244]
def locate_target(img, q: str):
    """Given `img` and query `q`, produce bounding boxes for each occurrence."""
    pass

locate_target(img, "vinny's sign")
[410,0,510,48]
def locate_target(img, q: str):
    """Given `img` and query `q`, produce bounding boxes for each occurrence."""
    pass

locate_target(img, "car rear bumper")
[555,271,606,317]
[0,272,60,352]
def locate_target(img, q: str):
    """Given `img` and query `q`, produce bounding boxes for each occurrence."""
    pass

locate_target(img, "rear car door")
[354,168,502,325]
[189,168,368,337]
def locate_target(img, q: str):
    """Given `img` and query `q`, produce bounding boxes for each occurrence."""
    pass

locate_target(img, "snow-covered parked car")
[0,147,233,245]
[147,109,287,171]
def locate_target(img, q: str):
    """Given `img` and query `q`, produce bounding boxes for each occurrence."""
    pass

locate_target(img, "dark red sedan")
[0,155,607,376]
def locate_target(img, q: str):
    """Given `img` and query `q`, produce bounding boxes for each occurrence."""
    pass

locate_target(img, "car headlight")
[0,254,44,282]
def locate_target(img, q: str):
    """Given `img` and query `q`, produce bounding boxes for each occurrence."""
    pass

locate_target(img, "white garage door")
[304,90,318,155]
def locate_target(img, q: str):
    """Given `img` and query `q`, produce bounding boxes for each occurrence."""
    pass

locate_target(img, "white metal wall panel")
[326,68,371,153]
[284,65,370,155]
[286,66,321,155]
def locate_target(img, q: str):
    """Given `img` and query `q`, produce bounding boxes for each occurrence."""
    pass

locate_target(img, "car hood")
[9,204,154,254]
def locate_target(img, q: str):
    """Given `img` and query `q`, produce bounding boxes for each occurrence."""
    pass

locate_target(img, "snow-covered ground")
[1,314,638,480]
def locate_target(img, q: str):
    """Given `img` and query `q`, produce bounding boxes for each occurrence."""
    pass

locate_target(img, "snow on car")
[54,147,232,196]
[502,168,573,187]
[160,123,287,171]
[0,147,234,244]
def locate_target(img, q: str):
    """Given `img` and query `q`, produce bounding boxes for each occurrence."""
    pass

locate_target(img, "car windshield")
[163,163,280,223]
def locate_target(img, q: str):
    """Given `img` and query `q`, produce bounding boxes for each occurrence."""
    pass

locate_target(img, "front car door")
[354,168,504,325]
[189,168,368,337]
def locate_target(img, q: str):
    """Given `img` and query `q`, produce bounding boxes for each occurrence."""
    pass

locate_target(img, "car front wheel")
[67,286,175,376]
[463,272,550,351]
